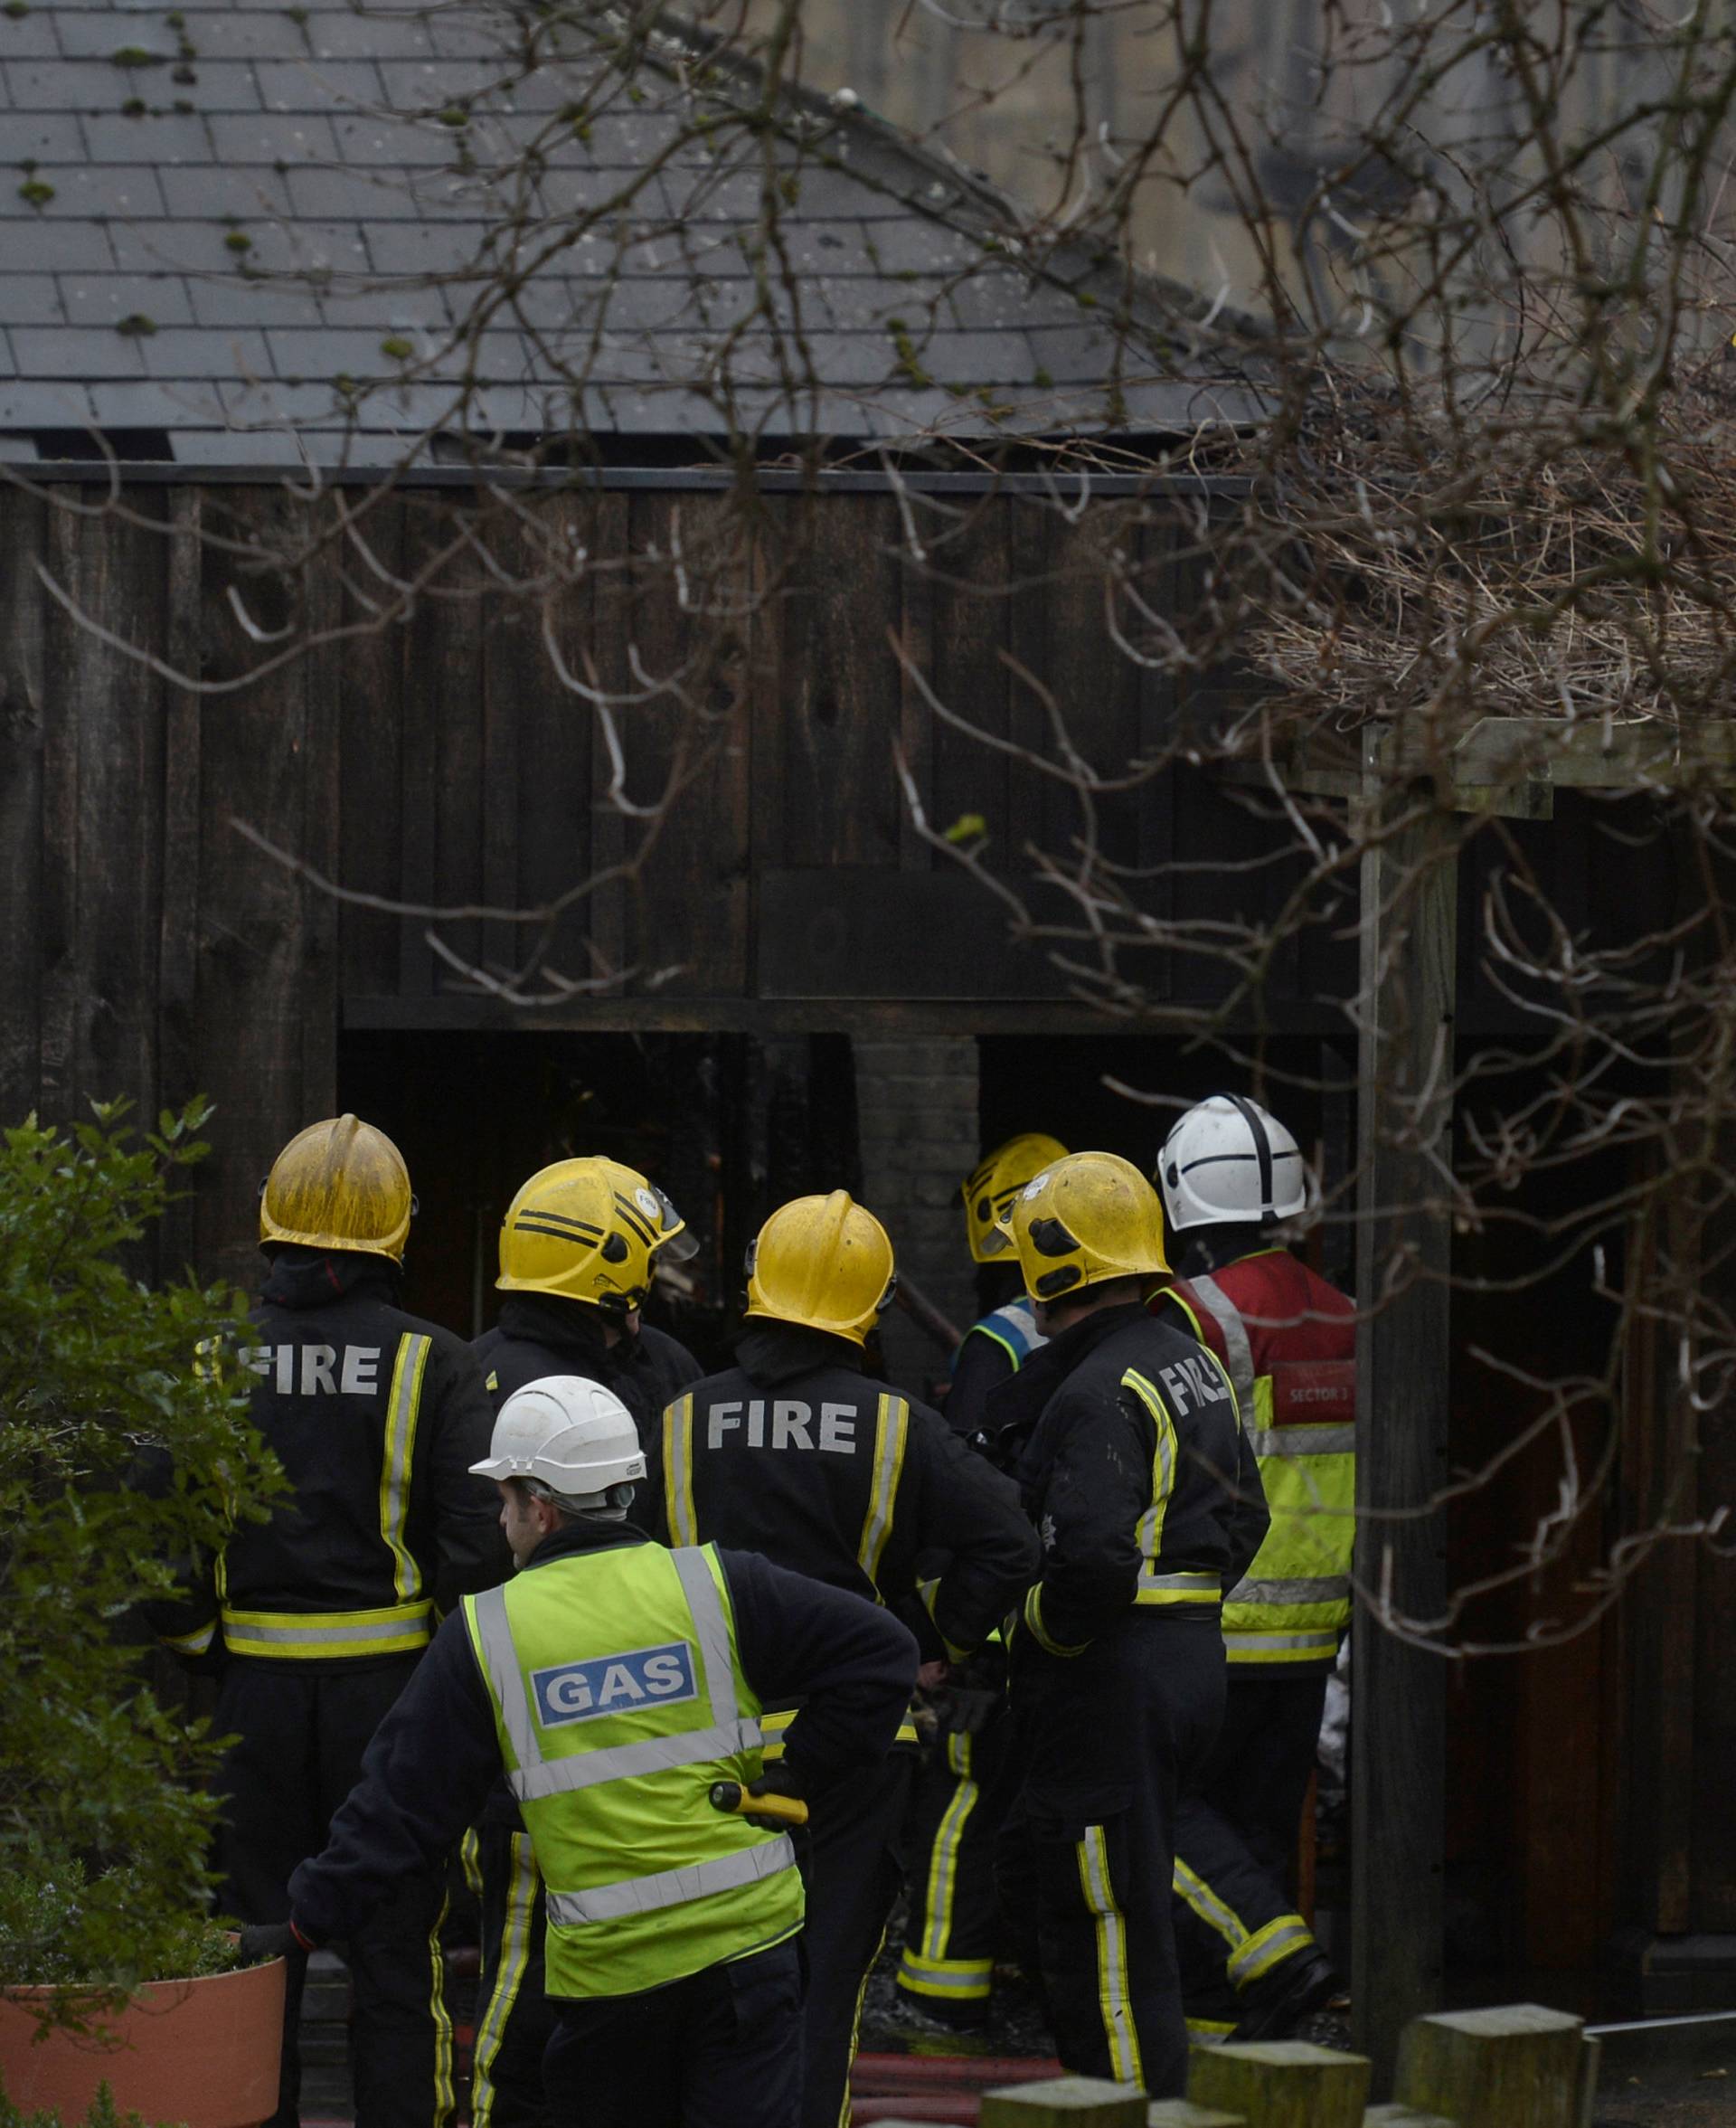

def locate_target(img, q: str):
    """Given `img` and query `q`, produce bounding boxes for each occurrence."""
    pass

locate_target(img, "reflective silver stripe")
[1136,1570,1220,1594]
[545,1833,795,1925]
[1187,1273,1256,1422]
[221,1606,431,1647]
[1225,1629,1342,1652]
[857,1395,907,1585]
[160,1621,216,1656]
[1229,1918,1315,1986]
[1257,1424,1357,1457]
[381,1333,431,1601]
[509,1717,763,1802]
[1230,1575,1350,1605]
[664,1396,697,1547]
[671,1546,732,1718]
[469,1586,541,1769]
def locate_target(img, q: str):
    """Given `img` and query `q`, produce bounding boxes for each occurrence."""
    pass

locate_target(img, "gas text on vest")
[531,1641,698,1726]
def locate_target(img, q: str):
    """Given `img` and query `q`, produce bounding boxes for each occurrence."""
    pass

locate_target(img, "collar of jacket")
[497,1291,640,1369]
[259,1245,401,1310]
[522,1517,655,1571]
[734,1319,866,1388]
[1176,1225,1272,1275]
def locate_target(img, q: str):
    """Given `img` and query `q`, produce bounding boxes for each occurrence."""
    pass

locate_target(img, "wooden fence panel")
[0,487,47,1123]
[195,494,333,1290]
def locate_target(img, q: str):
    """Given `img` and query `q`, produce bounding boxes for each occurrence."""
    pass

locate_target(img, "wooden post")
[1394,2004,1586,2128]
[1363,2107,1456,2127]
[1353,739,1457,2085]
[1187,2038,1371,2126]
[977,2078,1147,2128]
[1146,2103,1246,2126]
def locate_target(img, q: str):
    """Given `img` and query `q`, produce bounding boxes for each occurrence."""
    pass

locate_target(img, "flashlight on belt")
[709,1780,809,1827]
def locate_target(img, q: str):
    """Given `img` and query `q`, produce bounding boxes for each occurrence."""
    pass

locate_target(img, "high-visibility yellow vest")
[461,1542,803,1998]
[1172,1271,1356,1667]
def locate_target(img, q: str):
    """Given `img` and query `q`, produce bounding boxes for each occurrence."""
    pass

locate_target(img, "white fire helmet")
[1157,1094,1311,1235]
[469,1376,646,1507]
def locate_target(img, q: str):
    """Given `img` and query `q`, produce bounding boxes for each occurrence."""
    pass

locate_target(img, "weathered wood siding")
[0,477,1672,1263]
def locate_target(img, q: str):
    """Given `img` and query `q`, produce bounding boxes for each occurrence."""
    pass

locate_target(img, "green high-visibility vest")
[1175,1271,1356,1667]
[461,1541,804,1998]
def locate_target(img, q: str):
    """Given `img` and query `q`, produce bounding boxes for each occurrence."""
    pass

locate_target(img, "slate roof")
[0,2,1260,463]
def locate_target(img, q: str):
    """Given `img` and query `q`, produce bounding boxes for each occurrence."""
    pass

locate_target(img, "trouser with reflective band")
[471,1823,550,2128]
[998,1613,1224,2098]
[214,1658,453,2128]
[1172,1667,1332,2025]
[542,1936,804,2128]
[800,1748,914,2128]
[895,1705,1015,2018]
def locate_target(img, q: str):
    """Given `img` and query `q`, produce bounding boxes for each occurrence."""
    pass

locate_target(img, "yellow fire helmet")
[986,1149,1168,1302]
[497,1156,698,1317]
[259,1114,414,1263]
[744,1190,898,1347]
[960,1133,1071,1263]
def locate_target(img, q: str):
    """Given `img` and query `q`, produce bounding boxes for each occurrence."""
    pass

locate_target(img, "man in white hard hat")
[467,1156,706,2128]
[1153,1095,1354,2043]
[285,1377,917,2128]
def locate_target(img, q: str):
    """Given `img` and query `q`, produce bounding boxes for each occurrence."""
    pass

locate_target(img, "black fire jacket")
[152,1251,505,1669]
[995,1301,1269,1654]
[650,1322,1038,1660]
[472,1291,702,1446]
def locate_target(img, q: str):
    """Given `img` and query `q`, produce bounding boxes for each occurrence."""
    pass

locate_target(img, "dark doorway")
[337,1028,860,1372]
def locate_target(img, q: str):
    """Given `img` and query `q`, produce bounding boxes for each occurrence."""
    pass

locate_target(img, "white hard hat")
[1157,1095,1310,1234]
[469,1376,646,1503]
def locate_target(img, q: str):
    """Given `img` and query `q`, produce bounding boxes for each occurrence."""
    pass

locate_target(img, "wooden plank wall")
[0,478,1665,1248]
[0,472,1725,1983]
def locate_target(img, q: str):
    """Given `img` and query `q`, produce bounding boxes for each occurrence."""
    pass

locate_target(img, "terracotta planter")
[0,1955,284,2128]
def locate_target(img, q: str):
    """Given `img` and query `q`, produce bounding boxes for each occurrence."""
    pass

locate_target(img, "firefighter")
[280,1377,919,2128]
[1155,1095,1354,2040]
[945,1133,1069,1441]
[182,1116,503,2128]
[983,1151,1269,2099]
[892,1132,1065,2029]
[653,1192,1038,2128]
[465,1157,706,2128]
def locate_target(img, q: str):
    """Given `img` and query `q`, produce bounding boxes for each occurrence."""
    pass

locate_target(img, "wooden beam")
[1218,714,1736,818]
[1186,2040,1371,2126]
[1352,736,1456,2089]
[977,2078,1146,2128]
[339,991,1358,1037]
[1394,2004,1587,2128]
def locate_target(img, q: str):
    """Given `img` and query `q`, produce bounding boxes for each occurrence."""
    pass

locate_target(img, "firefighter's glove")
[238,1920,311,1964]
[743,1765,807,1834]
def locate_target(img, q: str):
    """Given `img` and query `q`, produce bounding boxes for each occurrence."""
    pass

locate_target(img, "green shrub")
[0,2077,156,2128]
[0,1103,281,2015]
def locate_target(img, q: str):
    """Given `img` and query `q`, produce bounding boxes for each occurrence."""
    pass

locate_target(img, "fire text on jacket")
[705,1400,859,1452]
[239,1344,383,1396]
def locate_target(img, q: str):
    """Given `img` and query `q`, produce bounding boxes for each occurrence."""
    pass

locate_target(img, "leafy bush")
[0,2077,156,2128]
[0,1103,281,2010]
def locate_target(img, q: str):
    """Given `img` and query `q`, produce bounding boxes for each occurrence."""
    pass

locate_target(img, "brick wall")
[854,1036,981,1398]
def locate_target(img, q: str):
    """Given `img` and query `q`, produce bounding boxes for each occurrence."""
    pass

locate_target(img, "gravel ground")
[1592,2065,1736,2126]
